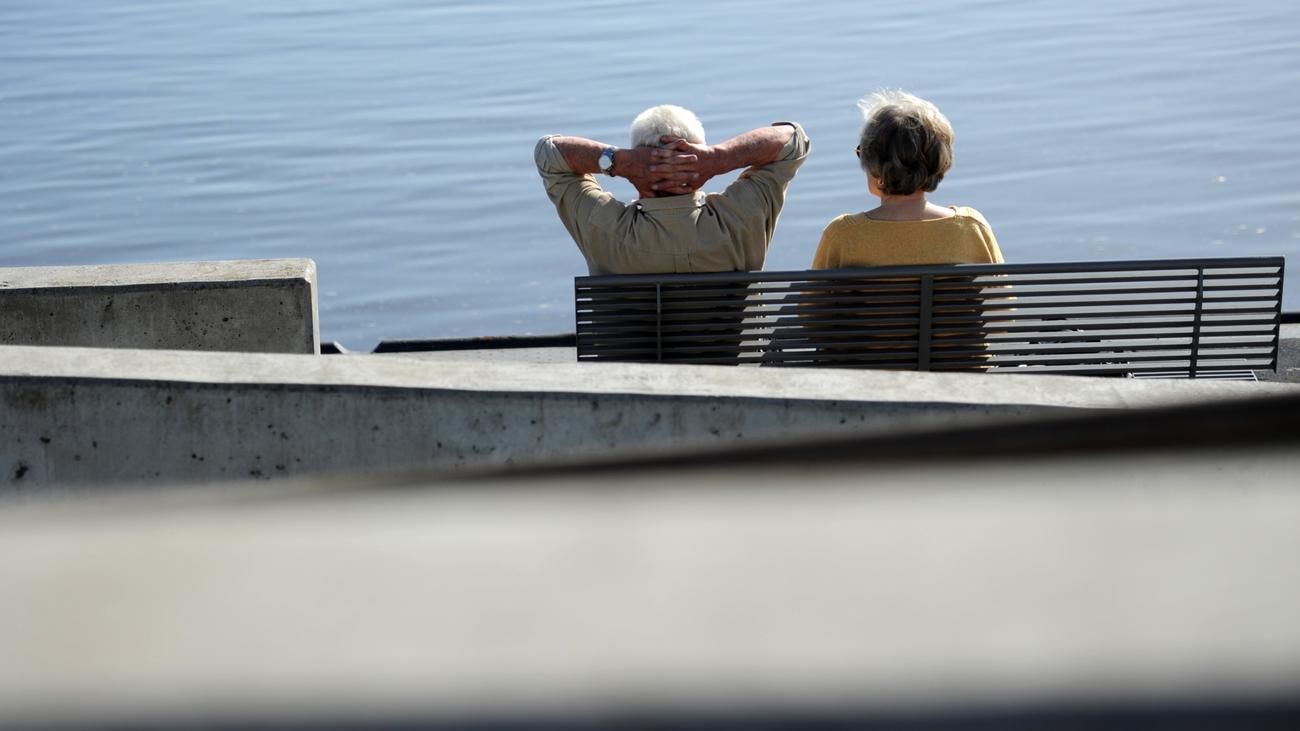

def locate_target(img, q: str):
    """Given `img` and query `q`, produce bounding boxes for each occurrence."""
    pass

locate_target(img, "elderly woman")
[812,90,1003,268]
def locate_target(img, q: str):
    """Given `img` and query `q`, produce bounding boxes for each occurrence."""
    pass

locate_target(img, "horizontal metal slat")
[928,332,1276,349]
[932,306,1280,324]
[575,337,741,349]
[760,282,925,295]
[1200,268,1284,278]
[577,319,1277,341]
[927,320,1191,335]
[579,290,1279,315]
[1008,343,1273,359]
[930,297,1199,313]
[579,330,754,343]
[939,338,1192,353]
[579,346,759,359]
[764,325,920,338]
[943,294,1283,310]
[583,281,927,296]
[1130,370,1259,380]
[762,304,924,319]
[931,327,1188,341]
[576,311,747,325]
[754,315,912,328]
[575,257,1282,288]
[643,297,924,314]
[932,284,1193,300]
[765,339,927,352]
[1193,345,1279,357]
[1201,282,1282,291]
[985,362,1269,375]
[979,350,1273,367]
[757,350,920,365]
[765,292,922,305]
[758,342,1275,362]
[930,342,1193,359]
[577,323,743,336]
[578,286,766,301]
[932,274,1199,288]
[939,282,1277,300]
[759,331,925,345]
[580,317,923,333]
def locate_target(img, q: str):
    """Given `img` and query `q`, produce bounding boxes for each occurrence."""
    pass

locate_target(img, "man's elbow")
[772,123,797,142]
[773,122,808,159]
[534,135,558,172]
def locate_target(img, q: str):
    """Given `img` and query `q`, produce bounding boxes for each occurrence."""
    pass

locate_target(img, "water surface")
[3,0,1297,348]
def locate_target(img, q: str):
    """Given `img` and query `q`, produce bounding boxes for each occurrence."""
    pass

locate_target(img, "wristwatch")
[598,146,618,176]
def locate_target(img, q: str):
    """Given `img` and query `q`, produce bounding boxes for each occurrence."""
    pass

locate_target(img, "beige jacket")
[535,122,810,275]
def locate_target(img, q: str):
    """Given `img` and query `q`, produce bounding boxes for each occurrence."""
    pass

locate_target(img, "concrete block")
[0,445,1298,726]
[3,343,1298,493]
[0,259,318,354]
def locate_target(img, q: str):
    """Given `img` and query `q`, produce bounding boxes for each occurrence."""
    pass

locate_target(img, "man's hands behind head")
[615,137,717,198]
[649,137,722,195]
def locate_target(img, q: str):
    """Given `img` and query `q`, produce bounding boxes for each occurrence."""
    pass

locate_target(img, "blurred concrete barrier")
[0,422,1298,728]
[0,259,318,354]
[3,343,1298,493]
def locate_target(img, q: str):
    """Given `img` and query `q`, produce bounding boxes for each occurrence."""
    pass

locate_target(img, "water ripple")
[1,0,1297,348]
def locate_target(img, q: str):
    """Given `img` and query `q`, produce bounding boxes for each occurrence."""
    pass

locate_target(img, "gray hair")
[856,89,954,195]
[629,105,706,148]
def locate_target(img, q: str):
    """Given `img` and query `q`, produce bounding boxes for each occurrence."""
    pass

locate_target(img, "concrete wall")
[4,343,1297,494]
[0,259,318,354]
[2,442,1298,726]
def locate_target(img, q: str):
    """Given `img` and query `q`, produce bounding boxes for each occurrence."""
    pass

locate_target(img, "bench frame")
[575,257,1285,378]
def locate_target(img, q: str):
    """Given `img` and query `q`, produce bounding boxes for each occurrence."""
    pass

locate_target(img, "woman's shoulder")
[825,211,872,226]
[821,211,876,234]
[948,206,1003,262]
[949,206,993,229]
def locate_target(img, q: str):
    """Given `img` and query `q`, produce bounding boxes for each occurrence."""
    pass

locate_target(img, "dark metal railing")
[575,257,1285,378]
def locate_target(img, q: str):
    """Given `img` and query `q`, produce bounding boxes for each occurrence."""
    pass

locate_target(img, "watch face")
[599,148,615,172]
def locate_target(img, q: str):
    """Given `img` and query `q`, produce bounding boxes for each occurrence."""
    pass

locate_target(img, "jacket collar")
[634,191,706,212]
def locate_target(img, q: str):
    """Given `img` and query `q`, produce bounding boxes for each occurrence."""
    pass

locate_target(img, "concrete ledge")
[385,326,1300,382]
[3,344,1297,492]
[0,259,318,354]
[1,444,1298,726]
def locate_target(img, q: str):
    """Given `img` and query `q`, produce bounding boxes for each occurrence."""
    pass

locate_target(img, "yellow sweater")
[812,206,1004,269]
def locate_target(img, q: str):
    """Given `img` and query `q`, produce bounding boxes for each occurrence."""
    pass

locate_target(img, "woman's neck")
[868,192,954,221]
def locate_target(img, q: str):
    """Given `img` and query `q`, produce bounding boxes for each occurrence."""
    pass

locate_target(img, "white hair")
[629,105,705,148]
[857,88,943,123]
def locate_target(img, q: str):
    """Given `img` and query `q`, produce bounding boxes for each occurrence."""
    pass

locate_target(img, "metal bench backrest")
[575,257,1285,377]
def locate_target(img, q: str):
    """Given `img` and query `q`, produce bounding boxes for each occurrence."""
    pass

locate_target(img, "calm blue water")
[3,0,1298,349]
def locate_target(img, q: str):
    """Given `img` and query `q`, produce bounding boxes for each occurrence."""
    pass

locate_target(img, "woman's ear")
[867,171,884,197]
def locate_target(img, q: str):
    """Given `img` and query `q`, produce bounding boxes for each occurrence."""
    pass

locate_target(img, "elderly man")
[535,106,810,275]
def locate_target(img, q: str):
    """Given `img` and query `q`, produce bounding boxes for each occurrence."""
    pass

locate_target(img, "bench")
[575,257,1285,378]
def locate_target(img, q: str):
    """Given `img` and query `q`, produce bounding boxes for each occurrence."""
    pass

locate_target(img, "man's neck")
[637,188,696,200]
